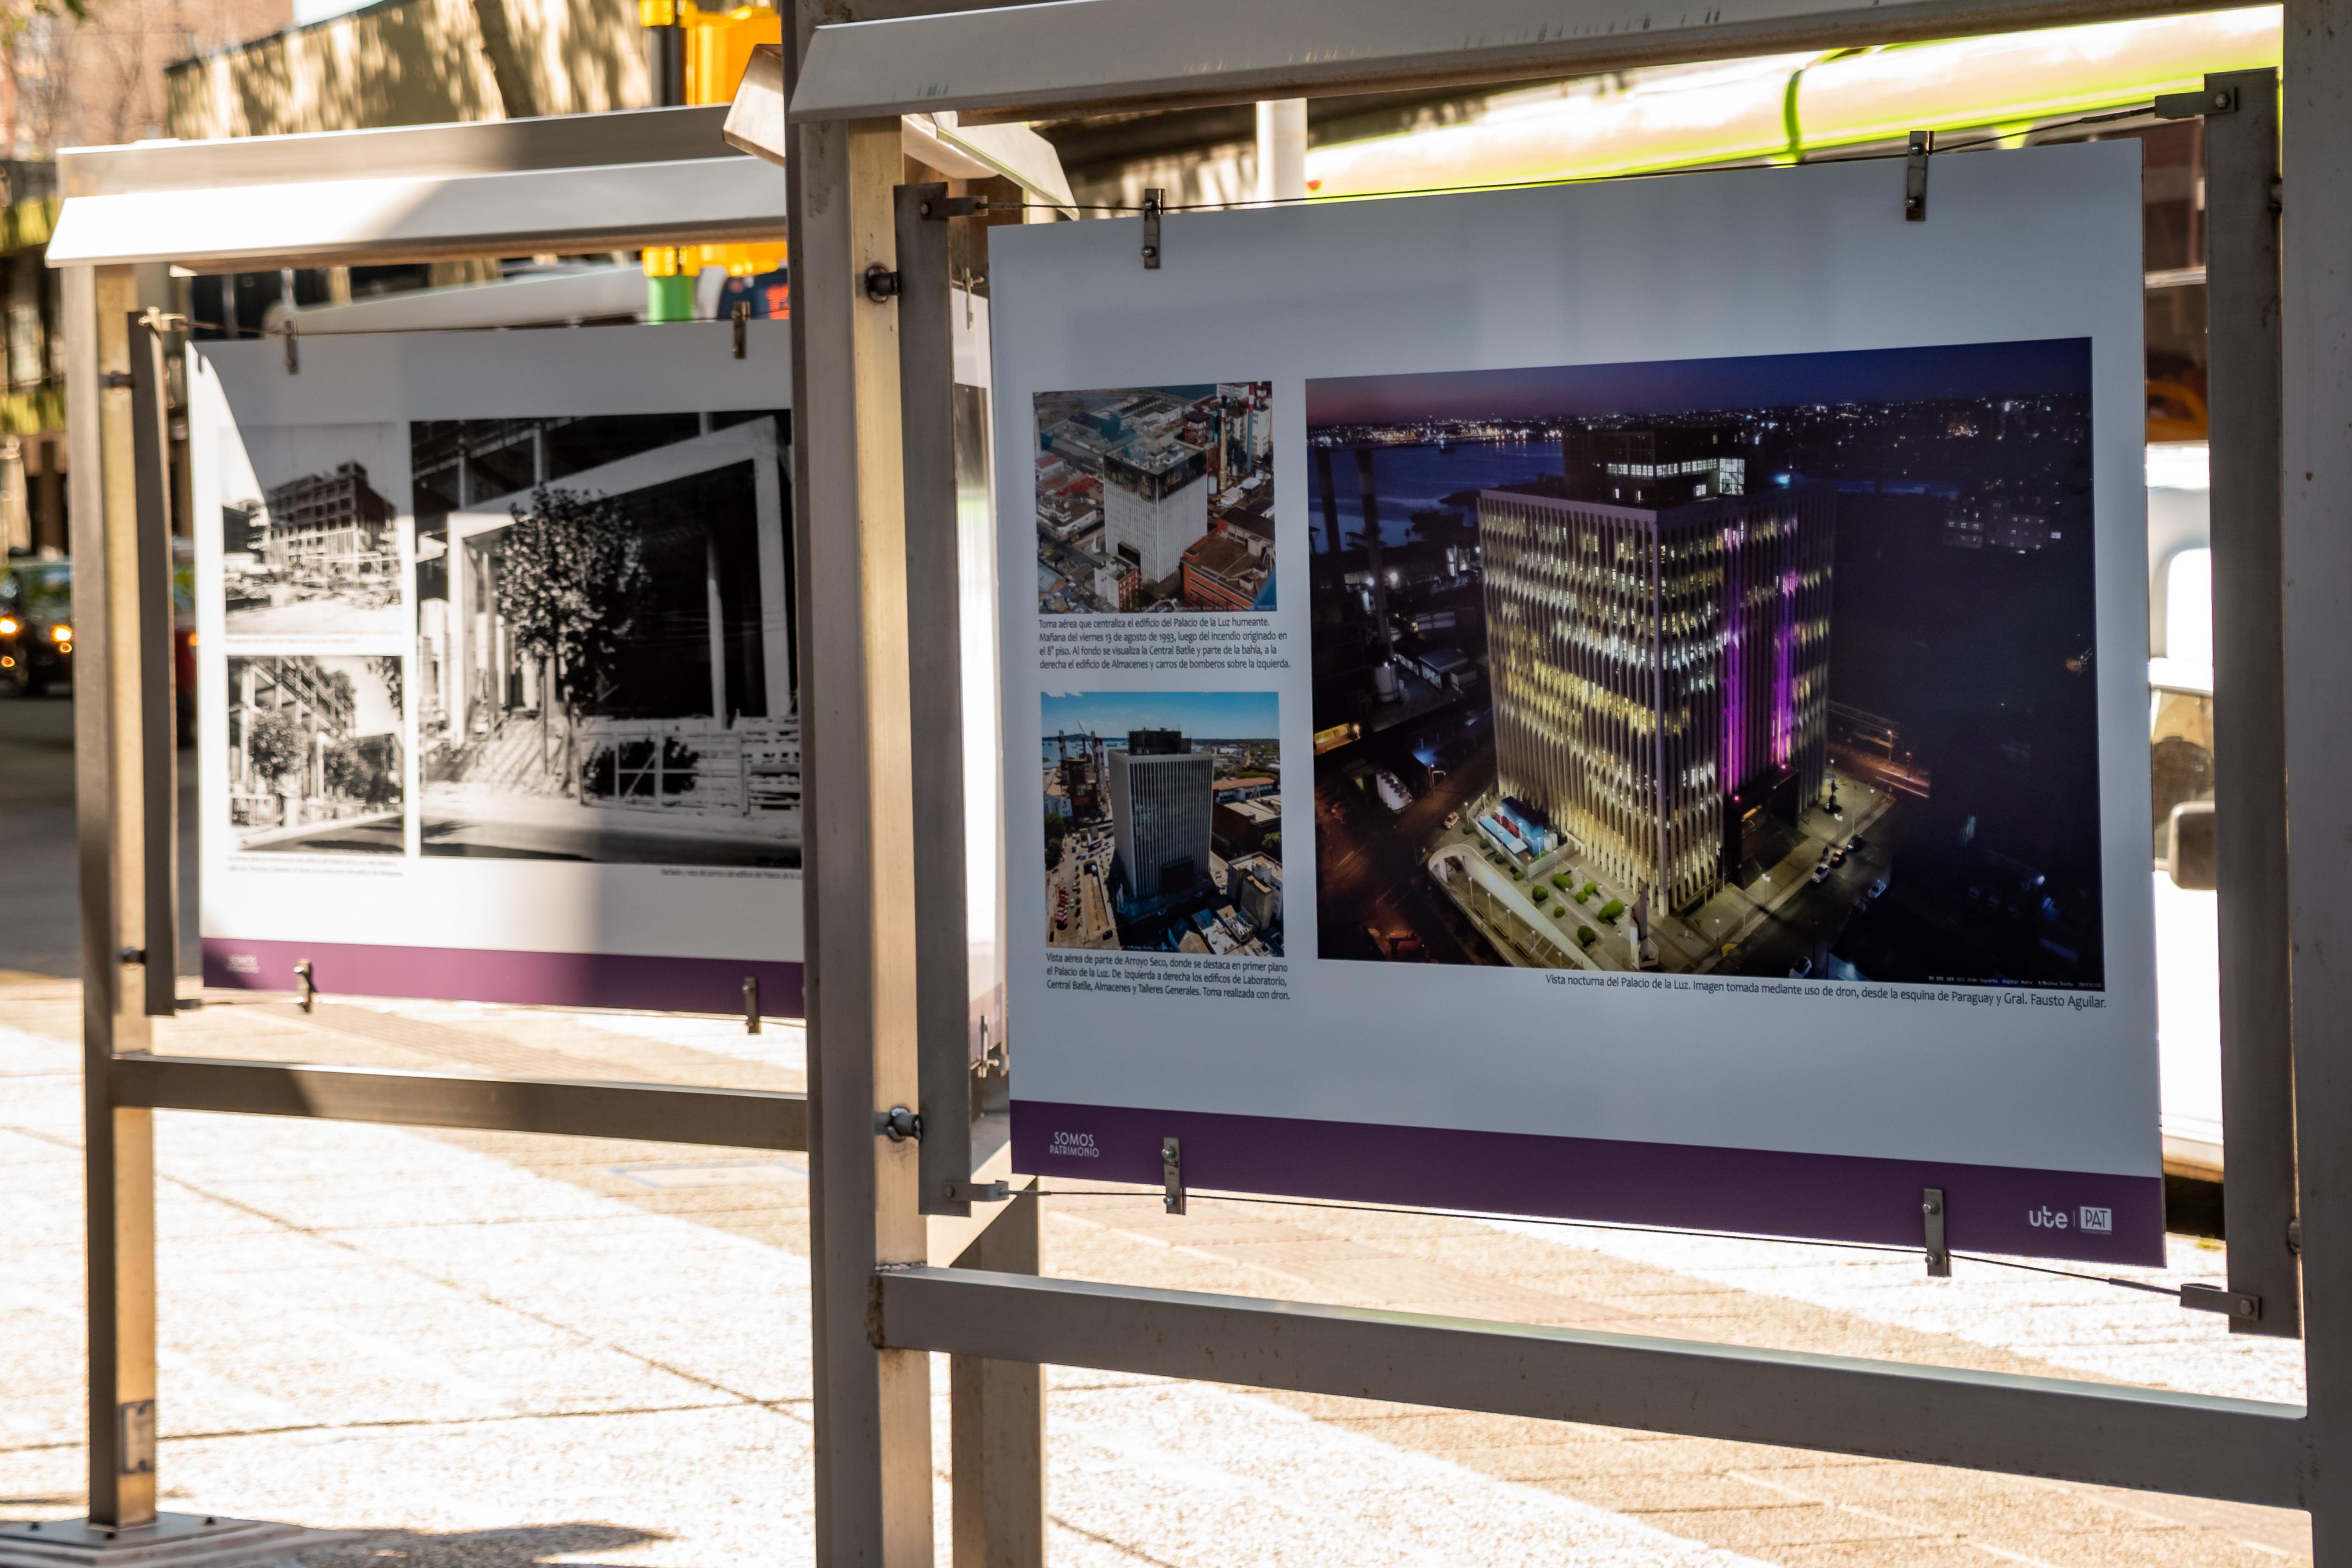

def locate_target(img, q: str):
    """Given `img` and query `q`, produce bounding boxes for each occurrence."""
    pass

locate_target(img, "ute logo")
[1049,1130,1099,1159]
[2026,1206,2071,1230]
[2026,1204,2114,1233]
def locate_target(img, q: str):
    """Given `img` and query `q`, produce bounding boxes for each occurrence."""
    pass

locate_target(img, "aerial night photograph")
[1307,338,2106,987]
[1033,383,1276,614]
[1042,689,1284,957]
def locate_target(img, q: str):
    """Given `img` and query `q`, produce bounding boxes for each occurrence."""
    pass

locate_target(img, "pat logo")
[2078,1206,2113,1235]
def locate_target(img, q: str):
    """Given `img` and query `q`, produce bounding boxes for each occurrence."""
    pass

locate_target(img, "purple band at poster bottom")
[203,937,803,1020]
[1013,1099,2165,1266]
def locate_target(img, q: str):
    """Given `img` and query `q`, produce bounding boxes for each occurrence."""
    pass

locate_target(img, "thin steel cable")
[973,102,2161,218]
[1032,1185,2205,1299]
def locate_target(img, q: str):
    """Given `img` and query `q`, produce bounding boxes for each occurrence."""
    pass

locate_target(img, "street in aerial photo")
[1033,382,1276,614]
[224,653,406,854]
[1307,339,2105,987]
[1042,688,1283,956]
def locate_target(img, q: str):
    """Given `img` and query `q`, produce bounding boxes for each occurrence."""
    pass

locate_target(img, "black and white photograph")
[225,653,406,854]
[219,423,406,637]
[412,411,800,866]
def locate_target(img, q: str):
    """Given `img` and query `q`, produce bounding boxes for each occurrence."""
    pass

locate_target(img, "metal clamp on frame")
[2155,83,2239,118]
[916,193,987,220]
[1903,131,1932,221]
[2182,1283,2264,1321]
[1923,1187,1950,1277]
[1163,1136,1185,1216]
[1141,186,1163,268]
[943,1179,1011,1203]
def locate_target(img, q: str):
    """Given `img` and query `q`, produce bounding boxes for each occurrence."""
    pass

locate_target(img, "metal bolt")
[1922,1197,1941,1215]
[2215,91,2233,108]
[1141,245,1158,259]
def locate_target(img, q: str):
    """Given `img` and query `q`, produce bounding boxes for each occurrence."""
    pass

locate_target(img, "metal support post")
[128,309,178,1018]
[2194,68,2301,1339]
[950,1184,1045,1568]
[789,2,936,1556]
[899,180,982,1219]
[2282,0,2352,1552]
[65,263,157,1530]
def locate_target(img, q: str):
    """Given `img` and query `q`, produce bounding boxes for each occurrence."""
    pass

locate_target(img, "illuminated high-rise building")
[1109,729,1215,905]
[1480,428,1834,911]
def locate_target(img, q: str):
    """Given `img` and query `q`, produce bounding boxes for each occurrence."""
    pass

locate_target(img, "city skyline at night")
[1306,340,2104,988]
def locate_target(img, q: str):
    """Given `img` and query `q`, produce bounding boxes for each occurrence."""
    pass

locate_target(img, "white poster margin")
[990,143,2158,1182]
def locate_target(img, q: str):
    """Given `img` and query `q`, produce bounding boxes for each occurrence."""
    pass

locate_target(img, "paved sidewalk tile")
[0,990,2317,1566]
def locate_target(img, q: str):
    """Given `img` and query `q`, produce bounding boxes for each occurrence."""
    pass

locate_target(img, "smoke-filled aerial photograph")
[1033,383,1276,614]
[411,411,800,866]
[1307,339,2105,988]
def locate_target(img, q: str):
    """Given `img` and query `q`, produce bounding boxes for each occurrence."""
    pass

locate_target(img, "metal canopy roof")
[789,0,2225,122]
[48,98,1072,271]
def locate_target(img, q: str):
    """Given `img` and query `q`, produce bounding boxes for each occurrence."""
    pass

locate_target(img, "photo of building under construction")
[1034,383,1276,614]
[1307,339,2106,988]
[224,653,405,854]
[1043,690,1283,956]
[218,423,406,637]
[411,411,800,866]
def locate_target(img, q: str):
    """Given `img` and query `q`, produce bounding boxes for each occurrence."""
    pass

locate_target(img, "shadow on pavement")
[295,1522,665,1568]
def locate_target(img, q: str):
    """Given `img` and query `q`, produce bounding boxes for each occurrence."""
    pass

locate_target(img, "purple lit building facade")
[1480,429,1834,911]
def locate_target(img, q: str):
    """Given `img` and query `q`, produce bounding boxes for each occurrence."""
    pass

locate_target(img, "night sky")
[1306,339,2092,428]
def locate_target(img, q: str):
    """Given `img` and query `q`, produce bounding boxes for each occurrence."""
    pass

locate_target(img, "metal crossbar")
[877,1267,2313,1508]
[113,1054,808,1149]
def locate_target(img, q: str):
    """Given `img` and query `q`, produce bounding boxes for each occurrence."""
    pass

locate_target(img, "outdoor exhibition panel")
[26,99,1062,1558]
[999,145,2161,1264]
[189,323,804,1016]
[779,0,2343,1556]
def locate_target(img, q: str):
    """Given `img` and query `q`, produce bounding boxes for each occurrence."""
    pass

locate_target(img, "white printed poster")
[995,144,2163,1262]
[191,322,804,1014]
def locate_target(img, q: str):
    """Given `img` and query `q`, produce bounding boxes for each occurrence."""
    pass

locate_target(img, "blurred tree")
[367,653,402,719]
[467,0,539,117]
[246,709,306,791]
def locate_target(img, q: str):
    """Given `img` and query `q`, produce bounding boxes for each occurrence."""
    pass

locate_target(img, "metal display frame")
[25,102,1059,1566]
[778,1,2344,1561]
[25,4,2345,1560]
